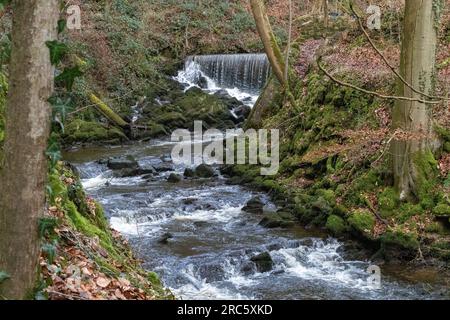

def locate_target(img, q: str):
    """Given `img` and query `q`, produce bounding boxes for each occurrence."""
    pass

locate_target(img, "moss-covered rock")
[326,215,348,236]
[258,213,295,229]
[348,210,375,235]
[63,119,127,144]
[380,231,419,260]
[433,203,450,216]
[378,187,398,218]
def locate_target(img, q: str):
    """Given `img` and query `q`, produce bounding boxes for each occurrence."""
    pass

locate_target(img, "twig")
[317,56,441,104]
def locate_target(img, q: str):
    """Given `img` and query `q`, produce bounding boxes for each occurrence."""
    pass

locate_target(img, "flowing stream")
[64,54,448,300]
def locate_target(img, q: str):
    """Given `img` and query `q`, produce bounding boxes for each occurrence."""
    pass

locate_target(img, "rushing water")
[63,54,448,300]
[63,140,447,300]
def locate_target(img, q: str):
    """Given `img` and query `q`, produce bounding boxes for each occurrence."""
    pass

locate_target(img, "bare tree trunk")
[250,0,286,86]
[0,0,58,299]
[391,0,441,201]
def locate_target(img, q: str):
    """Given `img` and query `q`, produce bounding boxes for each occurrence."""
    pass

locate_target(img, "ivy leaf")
[0,271,10,283]
[41,242,57,264]
[57,19,67,34]
[46,40,68,65]
[0,0,11,11]
[46,138,61,167]
[49,96,73,126]
[38,217,58,238]
[445,174,450,188]
[55,66,82,91]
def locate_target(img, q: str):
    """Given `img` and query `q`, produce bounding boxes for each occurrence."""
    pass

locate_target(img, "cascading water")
[175,53,271,106]
[64,140,447,300]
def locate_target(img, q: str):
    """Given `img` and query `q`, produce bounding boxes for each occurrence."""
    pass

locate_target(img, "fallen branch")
[89,93,129,128]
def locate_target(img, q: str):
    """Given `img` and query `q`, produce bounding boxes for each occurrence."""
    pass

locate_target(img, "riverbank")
[36,163,172,300]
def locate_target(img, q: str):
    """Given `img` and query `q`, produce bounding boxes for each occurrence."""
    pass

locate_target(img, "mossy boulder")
[107,155,138,170]
[167,173,182,183]
[378,187,398,218]
[250,252,273,273]
[433,203,450,217]
[326,215,348,236]
[194,164,216,178]
[242,196,265,214]
[63,119,127,144]
[380,231,419,260]
[444,142,450,153]
[259,213,295,229]
[348,210,375,236]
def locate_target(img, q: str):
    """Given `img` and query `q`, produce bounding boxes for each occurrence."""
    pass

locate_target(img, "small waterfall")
[186,53,271,94]
[175,53,271,107]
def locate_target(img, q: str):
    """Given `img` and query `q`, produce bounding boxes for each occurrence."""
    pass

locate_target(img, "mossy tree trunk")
[0,0,59,299]
[391,0,442,201]
[250,0,286,86]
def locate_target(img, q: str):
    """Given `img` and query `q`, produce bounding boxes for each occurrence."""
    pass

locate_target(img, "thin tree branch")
[317,57,441,104]
[350,3,449,102]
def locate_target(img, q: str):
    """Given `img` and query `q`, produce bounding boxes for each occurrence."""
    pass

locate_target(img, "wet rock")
[194,164,216,178]
[193,221,208,228]
[250,252,273,273]
[158,232,173,244]
[167,173,182,183]
[259,213,295,229]
[242,197,264,214]
[234,105,251,118]
[107,155,138,170]
[113,168,140,178]
[183,198,197,205]
[266,243,283,251]
[160,154,172,162]
[240,261,255,275]
[184,168,195,178]
[138,164,156,175]
[154,162,174,172]
[197,76,208,89]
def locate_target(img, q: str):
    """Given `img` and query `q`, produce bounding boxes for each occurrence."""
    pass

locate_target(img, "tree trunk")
[0,0,58,299]
[250,0,286,86]
[391,0,441,201]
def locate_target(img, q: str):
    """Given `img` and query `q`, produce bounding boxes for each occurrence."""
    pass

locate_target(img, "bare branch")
[317,57,441,104]
[350,3,449,102]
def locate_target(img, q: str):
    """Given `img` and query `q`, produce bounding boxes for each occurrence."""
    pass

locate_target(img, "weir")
[185,53,271,94]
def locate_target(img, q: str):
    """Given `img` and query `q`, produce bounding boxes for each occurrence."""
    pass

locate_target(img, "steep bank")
[37,163,172,300]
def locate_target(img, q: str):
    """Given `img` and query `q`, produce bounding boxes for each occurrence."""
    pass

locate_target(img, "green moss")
[444,142,450,153]
[378,187,398,218]
[316,189,336,207]
[63,119,127,144]
[433,203,450,216]
[326,215,347,236]
[425,222,447,234]
[397,203,423,223]
[348,210,375,234]
[381,231,419,251]
[412,150,439,202]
